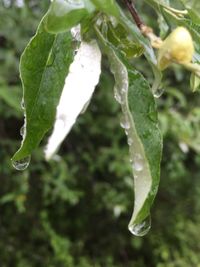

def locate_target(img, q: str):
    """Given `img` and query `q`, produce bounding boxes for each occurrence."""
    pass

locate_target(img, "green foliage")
[12,0,164,228]
[44,0,95,34]
[12,23,74,162]
[1,0,200,266]
[90,0,120,17]
[96,27,162,226]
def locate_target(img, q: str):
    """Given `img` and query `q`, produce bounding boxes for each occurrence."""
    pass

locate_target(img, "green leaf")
[90,0,120,17]
[95,28,162,235]
[106,21,144,58]
[44,0,96,34]
[12,20,74,162]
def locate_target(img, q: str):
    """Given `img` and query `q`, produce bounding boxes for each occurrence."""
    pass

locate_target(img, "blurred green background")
[1,1,200,266]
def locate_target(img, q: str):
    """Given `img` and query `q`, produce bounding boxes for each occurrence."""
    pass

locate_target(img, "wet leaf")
[12,20,74,161]
[90,0,120,17]
[95,27,162,234]
[44,0,95,34]
[45,40,101,160]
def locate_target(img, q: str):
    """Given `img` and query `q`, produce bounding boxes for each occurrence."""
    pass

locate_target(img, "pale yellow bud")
[158,27,194,70]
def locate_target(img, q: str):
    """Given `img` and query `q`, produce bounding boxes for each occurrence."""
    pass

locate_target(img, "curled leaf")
[95,27,162,236]
[45,40,102,160]
[44,0,96,34]
[12,21,74,162]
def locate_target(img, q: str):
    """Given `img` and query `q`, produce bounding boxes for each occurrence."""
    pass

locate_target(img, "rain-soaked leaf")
[44,0,96,34]
[95,27,162,236]
[45,40,101,160]
[12,20,74,163]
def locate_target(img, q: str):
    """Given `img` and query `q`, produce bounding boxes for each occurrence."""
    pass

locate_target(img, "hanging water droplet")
[132,154,143,172]
[153,87,164,98]
[120,117,130,130]
[128,215,151,236]
[12,156,31,171]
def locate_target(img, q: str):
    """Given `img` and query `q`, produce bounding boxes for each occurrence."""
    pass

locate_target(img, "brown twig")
[122,0,163,48]
[122,0,144,30]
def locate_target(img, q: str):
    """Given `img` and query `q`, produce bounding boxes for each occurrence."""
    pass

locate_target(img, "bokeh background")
[1,1,200,266]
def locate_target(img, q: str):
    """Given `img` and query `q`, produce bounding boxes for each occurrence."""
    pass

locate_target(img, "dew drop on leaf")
[153,87,164,98]
[128,215,151,236]
[12,156,31,171]
[127,137,133,146]
[132,154,144,172]
[20,125,25,137]
[121,84,128,93]
[120,116,130,130]
[114,88,122,104]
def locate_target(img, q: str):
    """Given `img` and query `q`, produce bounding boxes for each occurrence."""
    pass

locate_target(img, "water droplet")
[128,215,151,236]
[120,69,127,77]
[132,161,143,172]
[132,154,143,172]
[20,125,25,137]
[128,138,133,146]
[125,129,129,136]
[120,117,130,130]
[114,91,122,104]
[153,87,164,98]
[12,156,31,171]
[121,84,128,93]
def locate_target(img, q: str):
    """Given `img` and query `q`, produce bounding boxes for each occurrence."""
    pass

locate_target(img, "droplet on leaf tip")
[128,215,151,237]
[153,87,164,98]
[12,156,31,171]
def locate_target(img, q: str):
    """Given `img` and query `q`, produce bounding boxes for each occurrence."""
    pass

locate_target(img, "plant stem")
[122,0,144,30]
[122,0,163,48]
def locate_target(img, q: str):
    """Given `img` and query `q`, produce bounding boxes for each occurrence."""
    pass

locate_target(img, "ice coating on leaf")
[45,40,101,160]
